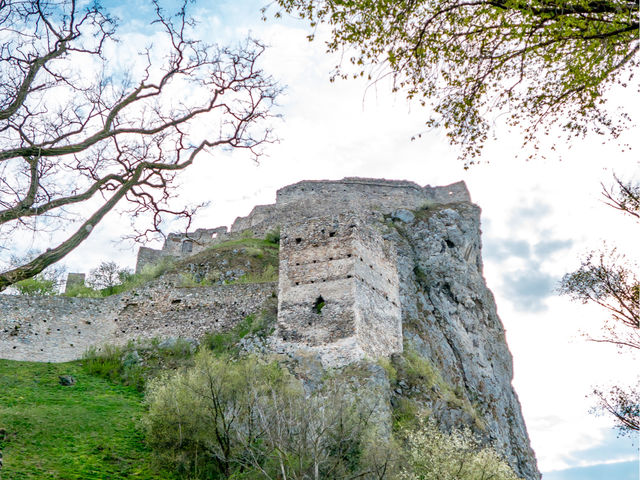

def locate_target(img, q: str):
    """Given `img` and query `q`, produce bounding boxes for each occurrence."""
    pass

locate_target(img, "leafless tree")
[560,174,640,436]
[87,260,129,293]
[0,0,281,291]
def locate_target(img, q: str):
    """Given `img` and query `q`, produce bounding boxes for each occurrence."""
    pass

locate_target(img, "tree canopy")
[0,0,280,291]
[269,0,639,162]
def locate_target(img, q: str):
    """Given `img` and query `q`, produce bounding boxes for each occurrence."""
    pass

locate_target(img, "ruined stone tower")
[278,214,401,361]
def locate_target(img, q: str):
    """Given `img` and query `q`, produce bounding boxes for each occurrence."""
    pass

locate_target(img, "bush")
[65,257,177,298]
[399,416,522,480]
[82,338,195,391]
[234,263,278,284]
[264,227,280,245]
[202,307,275,355]
[14,276,56,296]
[64,284,102,297]
[143,351,393,479]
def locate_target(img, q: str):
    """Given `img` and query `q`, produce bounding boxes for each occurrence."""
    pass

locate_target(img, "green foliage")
[400,346,448,391]
[399,416,522,480]
[13,276,56,296]
[177,272,212,287]
[393,345,484,430]
[393,397,422,431]
[143,351,392,479]
[64,284,103,297]
[264,227,281,245]
[313,297,326,313]
[0,359,177,479]
[143,352,293,478]
[87,261,132,295]
[377,356,397,383]
[203,304,276,355]
[170,237,279,287]
[82,338,195,391]
[233,263,278,284]
[65,257,176,298]
[269,0,638,162]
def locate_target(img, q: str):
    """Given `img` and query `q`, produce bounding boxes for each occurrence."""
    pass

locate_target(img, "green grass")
[64,235,280,298]
[82,338,195,391]
[0,359,177,480]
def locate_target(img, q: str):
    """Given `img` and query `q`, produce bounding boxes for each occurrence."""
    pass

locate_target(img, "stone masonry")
[278,214,401,360]
[135,178,470,272]
[0,282,276,362]
[2,177,468,364]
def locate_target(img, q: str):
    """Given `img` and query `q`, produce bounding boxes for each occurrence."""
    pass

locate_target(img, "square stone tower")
[277,214,402,360]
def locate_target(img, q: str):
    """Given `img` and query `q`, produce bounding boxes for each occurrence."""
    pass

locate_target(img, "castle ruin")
[0,177,542,480]
[1,177,469,365]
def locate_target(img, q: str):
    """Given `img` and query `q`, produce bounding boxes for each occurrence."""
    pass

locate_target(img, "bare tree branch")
[0,0,281,290]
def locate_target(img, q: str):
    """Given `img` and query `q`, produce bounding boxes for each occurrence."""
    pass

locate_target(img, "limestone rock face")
[387,202,540,480]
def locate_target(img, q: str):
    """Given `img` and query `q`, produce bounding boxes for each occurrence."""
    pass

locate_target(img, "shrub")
[202,307,275,355]
[177,273,211,287]
[143,351,393,479]
[82,338,195,391]
[399,416,522,480]
[14,276,56,296]
[264,227,280,245]
[63,284,102,297]
[234,263,278,284]
[65,257,177,298]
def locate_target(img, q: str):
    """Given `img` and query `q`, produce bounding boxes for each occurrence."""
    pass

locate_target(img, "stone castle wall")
[2,177,468,364]
[0,177,540,479]
[0,282,276,362]
[0,295,119,362]
[135,178,470,273]
[278,215,360,346]
[277,213,401,361]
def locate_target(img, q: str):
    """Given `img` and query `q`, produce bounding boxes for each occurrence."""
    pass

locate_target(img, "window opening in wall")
[182,240,193,253]
[329,231,336,237]
[295,238,302,244]
[313,296,326,314]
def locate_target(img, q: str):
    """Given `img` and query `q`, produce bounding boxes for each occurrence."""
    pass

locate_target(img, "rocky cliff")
[384,202,539,480]
[0,177,539,479]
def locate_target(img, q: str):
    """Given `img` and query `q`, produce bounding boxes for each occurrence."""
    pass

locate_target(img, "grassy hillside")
[0,360,175,480]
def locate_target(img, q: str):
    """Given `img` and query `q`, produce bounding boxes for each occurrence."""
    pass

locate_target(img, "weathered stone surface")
[135,177,469,273]
[277,214,401,361]
[392,209,415,223]
[0,282,276,362]
[386,202,539,480]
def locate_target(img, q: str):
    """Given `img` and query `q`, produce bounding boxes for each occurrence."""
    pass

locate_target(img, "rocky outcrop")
[385,202,539,480]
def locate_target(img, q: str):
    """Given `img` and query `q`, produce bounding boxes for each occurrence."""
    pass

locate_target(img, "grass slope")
[0,360,176,480]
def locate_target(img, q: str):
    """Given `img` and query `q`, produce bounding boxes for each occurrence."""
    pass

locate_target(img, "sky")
[4,1,640,478]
